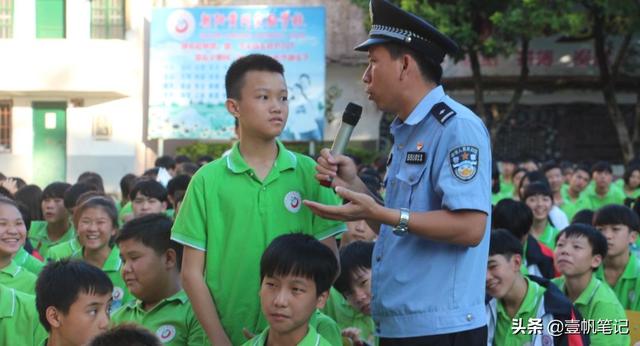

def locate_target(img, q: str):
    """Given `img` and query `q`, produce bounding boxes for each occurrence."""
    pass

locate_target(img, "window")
[0,0,13,38]
[36,0,65,38]
[0,101,11,152]
[91,0,125,39]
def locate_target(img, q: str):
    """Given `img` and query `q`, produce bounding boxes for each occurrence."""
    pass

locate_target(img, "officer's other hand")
[304,186,377,221]
[315,148,358,189]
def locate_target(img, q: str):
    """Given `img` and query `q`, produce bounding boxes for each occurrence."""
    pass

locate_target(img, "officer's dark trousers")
[379,325,487,346]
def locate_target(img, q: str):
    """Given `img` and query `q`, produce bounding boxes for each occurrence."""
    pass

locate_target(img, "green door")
[36,0,65,38]
[33,102,67,186]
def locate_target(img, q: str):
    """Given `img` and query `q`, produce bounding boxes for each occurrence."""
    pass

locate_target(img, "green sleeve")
[171,173,208,251]
[187,307,209,345]
[310,184,346,240]
[588,301,630,346]
[312,312,342,346]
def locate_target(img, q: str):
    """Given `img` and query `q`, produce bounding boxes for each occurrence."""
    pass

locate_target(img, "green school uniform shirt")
[242,325,332,346]
[613,179,640,199]
[559,185,590,222]
[493,277,545,346]
[578,183,626,211]
[171,140,346,345]
[46,237,82,261]
[28,220,75,259]
[0,284,47,346]
[552,275,629,346]
[111,290,207,345]
[13,247,44,275]
[535,223,559,250]
[595,252,640,311]
[322,288,376,345]
[118,201,133,224]
[49,245,132,312]
[309,310,341,346]
[0,260,37,294]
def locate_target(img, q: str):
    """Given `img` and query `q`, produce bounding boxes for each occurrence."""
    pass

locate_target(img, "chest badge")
[284,191,302,213]
[416,142,423,151]
[449,146,479,182]
[405,152,426,164]
[156,325,177,343]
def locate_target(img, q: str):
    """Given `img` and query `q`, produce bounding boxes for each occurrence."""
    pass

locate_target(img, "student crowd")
[0,54,639,346]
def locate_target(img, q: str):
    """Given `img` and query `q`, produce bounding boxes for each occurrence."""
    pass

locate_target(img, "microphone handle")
[321,124,355,187]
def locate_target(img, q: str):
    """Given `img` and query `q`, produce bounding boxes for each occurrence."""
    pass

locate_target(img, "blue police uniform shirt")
[372,85,492,337]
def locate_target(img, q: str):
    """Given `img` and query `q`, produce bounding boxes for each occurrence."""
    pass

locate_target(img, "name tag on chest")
[405,151,426,164]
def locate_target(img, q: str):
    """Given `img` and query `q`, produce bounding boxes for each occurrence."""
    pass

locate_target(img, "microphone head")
[342,102,362,126]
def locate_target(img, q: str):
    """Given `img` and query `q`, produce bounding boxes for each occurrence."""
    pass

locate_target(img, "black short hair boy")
[36,259,114,331]
[129,179,168,202]
[334,241,374,296]
[116,213,182,270]
[593,204,640,230]
[556,224,608,266]
[489,228,523,257]
[42,182,71,201]
[89,324,161,346]
[260,233,338,296]
[225,54,284,100]
[492,199,533,239]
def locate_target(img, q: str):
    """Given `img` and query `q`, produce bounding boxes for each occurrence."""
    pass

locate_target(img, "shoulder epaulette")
[430,102,456,125]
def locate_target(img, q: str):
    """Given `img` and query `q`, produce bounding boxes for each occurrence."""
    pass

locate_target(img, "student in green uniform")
[485,229,587,346]
[111,213,207,345]
[29,182,73,258]
[333,241,376,346]
[543,161,565,207]
[47,196,132,311]
[172,54,344,345]
[523,182,559,250]
[0,196,38,294]
[552,224,630,346]
[580,161,625,211]
[615,164,640,200]
[118,174,137,225]
[130,180,168,219]
[166,175,190,220]
[0,283,47,346]
[243,233,338,346]
[35,259,113,346]
[560,165,591,222]
[89,324,161,346]
[593,204,640,310]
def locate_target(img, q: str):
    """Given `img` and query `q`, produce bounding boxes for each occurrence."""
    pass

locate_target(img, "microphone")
[320,102,362,187]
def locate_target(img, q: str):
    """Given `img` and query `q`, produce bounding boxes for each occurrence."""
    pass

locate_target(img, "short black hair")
[175,155,191,164]
[573,164,591,177]
[119,174,137,202]
[522,181,553,201]
[384,42,442,84]
[42,182,71,201]
[225,54,284,100]
[36,259,113,332]
[129,180,168,202]
[14,184,43,222]
[593,204,640,231]
[571,209,595,225]
[77,171,105,193]
[492,199,533,239]
[260,233,338,296]
[116,213,182,270]
[167,175,191,199]
[542,161,561,174]
[196,155,214,165]
[179,162,199,176]
[143,168,159,178]
[489,228,523,258]
[556,224,608,260]
[64,183,98,210]
[154,155,176,170]
[623,164,640,185]
[334,241,374,297]
[89,324,161,346]
[591,161,612,174]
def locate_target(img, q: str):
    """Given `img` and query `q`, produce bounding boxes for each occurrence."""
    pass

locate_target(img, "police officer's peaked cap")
[355,0,459,64]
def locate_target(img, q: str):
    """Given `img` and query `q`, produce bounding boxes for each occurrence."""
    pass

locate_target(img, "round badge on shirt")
[112,287,124,301]
[156,325,177,343]
[284,191,302,213]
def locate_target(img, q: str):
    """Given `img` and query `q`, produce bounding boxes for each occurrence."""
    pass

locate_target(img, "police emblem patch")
[449,146,479,182]
[156,325,177,343]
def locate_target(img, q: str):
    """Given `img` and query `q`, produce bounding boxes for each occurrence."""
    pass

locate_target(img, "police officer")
[303,0,491,345]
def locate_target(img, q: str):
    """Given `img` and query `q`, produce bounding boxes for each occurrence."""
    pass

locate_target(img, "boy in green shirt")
[172,54,344,345]
[580,161,625,211]
[111,213,207,345]
[0,196,37,294]
[0,284,47,346]
[243,233,337,346]
[552,224,630,346]
[485,229,587,346]
[130,180,168,219]
[35,259,113,346]
[593,204,640,310]
[29,182,74,258]
[332,241,376,346]
[560,165,591,221]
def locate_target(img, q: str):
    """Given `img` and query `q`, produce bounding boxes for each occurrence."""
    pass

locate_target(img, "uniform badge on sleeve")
[449,146,479,182]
